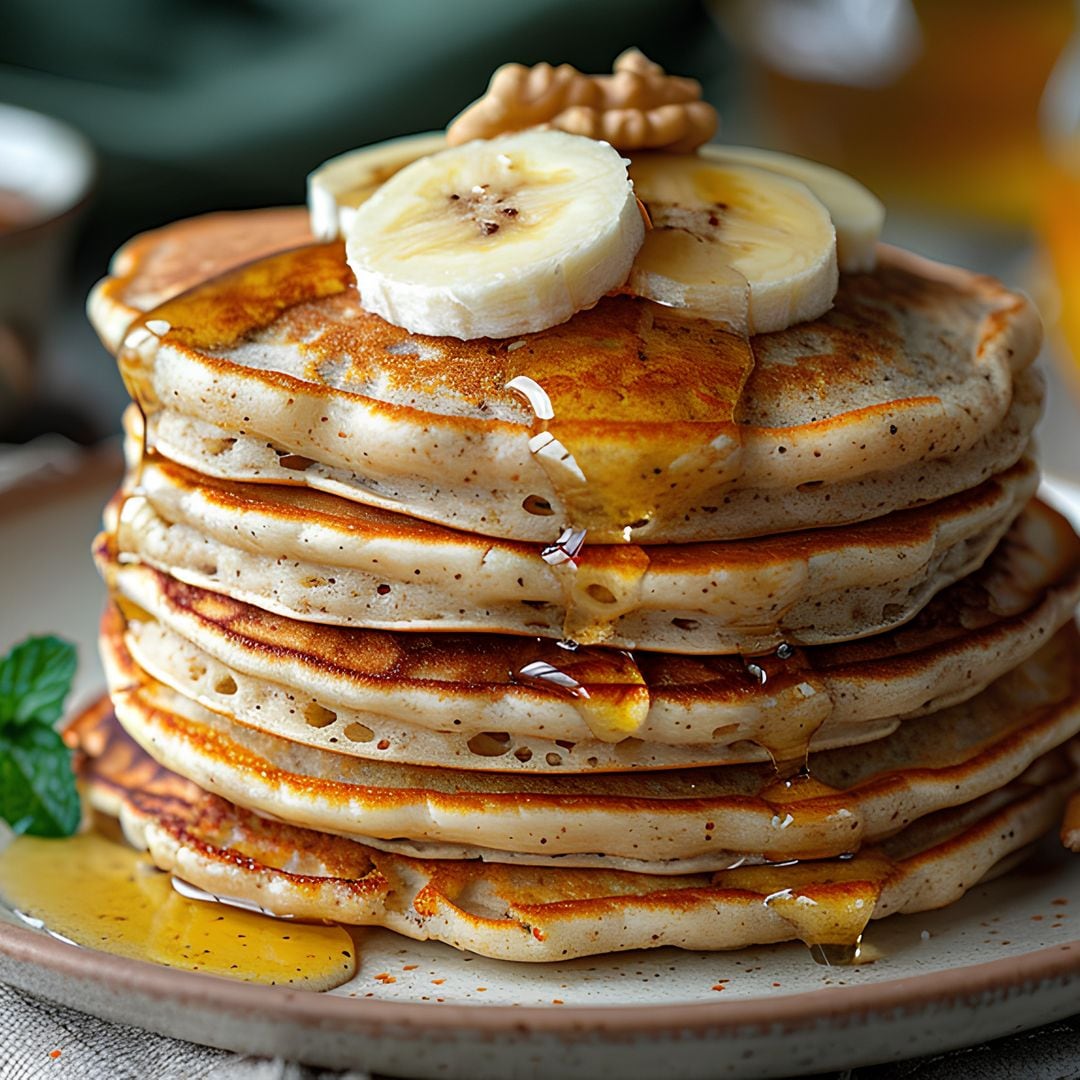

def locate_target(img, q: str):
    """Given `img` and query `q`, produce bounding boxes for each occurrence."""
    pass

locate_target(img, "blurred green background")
[1,0,1078,474]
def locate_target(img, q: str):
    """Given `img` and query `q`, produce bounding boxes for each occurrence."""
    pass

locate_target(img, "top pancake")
[100,220,1042,542]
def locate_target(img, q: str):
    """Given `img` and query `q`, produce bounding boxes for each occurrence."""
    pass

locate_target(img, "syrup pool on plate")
[0,818,357,990]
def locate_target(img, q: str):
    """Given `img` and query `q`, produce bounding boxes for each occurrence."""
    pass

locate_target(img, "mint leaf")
[0,635,80,836]
[0,636,77,727]
[0,725,81,837]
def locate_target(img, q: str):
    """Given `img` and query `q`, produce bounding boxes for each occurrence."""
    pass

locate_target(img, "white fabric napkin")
[0,982,371,1080]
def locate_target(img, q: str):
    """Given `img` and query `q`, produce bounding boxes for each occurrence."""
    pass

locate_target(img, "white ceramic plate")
[0,455,1077,1080]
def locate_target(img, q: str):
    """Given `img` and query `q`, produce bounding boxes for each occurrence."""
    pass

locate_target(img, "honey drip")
[0,824,357,990]
[717,849,892,958]
[508,299,756,544]
[505,303,756,647]
[759,767,846,805]
[809,940,864,966]
[552,544,652,647]
[537,525,650,646]
[740,643,834,775]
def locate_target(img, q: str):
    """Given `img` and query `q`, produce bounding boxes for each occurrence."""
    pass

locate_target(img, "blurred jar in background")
[720,0,1073,226]
[0,104,94,438]
[1041,7,1080,394]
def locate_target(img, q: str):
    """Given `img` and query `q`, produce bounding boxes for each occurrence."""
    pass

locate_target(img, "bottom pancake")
[68,697,1079,963]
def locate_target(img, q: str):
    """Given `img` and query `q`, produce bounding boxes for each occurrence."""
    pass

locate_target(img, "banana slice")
[627,154,838,334]
[311,135,879,278]
[308,132,447,241]
[699,144,884,273]
[345,130,646,340]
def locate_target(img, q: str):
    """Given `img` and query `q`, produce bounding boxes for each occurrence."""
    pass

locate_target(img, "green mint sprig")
[0,636,80,837]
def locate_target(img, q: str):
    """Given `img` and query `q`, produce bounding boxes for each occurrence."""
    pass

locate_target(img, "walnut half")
[447,48,719,154]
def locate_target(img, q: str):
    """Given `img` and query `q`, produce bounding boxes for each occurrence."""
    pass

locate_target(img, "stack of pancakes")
[81,209,1080,961]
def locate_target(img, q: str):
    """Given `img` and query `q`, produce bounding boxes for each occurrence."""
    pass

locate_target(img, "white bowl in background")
[0,103,96,417]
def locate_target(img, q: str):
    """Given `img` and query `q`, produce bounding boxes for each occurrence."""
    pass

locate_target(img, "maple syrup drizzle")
[119,316,173,493]
[505,326,751,737]
[502,370,660,733]
[508,373,649,647]
[716,631,889,972]
[505,303,756,546]
[809,940,865,967]
[504,303,756,640]
[538,524,651,646]
[0,824,356,989]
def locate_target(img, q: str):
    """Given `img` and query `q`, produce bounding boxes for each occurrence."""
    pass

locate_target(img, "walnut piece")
[447,48,718,153]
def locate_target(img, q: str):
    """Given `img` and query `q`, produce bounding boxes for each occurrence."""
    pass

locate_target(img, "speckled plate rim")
[1,918,1078,1039]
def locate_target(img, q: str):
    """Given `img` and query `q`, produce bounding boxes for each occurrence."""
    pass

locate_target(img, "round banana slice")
[699,144,884,273]
[345,130,646,340]
[627,154,839,334]
[307,132,446,241]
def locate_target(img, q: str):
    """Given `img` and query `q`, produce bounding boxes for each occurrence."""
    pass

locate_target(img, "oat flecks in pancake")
[97,605,1080,870]
[111,447,1038,652]
[93,497,1080,772]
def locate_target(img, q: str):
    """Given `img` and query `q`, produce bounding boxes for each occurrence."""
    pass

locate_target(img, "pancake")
[87,207,313,356]
[69,698,1078,962]
[112,239,1042,543]
[98,612,1080,871]
[112,438,1038,651]
[95,497,1080,768]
